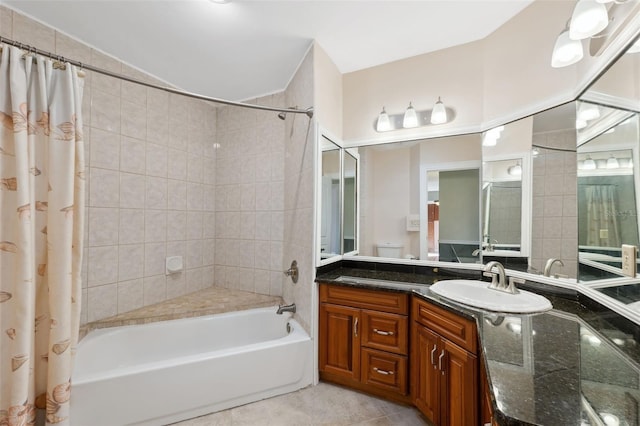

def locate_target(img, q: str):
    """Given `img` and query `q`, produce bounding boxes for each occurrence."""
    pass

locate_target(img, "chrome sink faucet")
[543,258,564,277]
[483,261,522,294]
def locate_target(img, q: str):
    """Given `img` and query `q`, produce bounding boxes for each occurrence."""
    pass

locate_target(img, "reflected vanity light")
[551,26,584,68]
[506,321,522,334]
[508,162,522,176]
[607,155,620,169]
[578,102,600,121]
[482,126,504,146]
[599,413,620,426]
[583,155,596,170]
[576,118,588,130]
[375,98,452,132]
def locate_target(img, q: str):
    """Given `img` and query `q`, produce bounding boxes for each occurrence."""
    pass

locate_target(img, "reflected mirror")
[483,159,523,253]
[343,150,358,254]
[356,133,482,262]
[319,136,341,261]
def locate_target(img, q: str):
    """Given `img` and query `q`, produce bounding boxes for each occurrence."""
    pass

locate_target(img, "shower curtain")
[585,185,621,247]
[0,45,85,426]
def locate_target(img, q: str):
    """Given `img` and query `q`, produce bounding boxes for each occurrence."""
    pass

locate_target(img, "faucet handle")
[509,277,525,285]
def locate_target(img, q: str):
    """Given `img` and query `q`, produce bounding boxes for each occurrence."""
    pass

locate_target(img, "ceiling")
[6,0,534,101]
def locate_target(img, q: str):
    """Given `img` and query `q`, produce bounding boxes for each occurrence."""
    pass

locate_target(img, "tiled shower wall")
[0,6,218,324]
[531,129,578,278]
[214,94,287,297]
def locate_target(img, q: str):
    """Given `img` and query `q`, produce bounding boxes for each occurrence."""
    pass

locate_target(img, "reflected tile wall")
[0,6,218,324]
[531,129,578,277]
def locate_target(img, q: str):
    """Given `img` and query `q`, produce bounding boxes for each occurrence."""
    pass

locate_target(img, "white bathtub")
[71,307,312,425]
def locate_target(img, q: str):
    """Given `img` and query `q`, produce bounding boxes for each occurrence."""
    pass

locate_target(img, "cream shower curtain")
[585,185,621,247]
[0,45,85,426]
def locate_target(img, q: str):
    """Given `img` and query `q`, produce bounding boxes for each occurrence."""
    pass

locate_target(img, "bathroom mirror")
[577,105,640,281]
[343,150,358,255]
[575,34,640,284]
[319,136,342,263]
[357,133,482,262]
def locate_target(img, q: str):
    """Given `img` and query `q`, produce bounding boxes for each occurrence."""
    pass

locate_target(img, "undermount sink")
[429,279,552,313]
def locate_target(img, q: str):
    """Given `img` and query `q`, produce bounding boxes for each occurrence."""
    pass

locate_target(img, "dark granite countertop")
[317,266,640,426]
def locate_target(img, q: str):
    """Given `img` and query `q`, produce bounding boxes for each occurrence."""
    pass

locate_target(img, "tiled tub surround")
[316,268,640,426]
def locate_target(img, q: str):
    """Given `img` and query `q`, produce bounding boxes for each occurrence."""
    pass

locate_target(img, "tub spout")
[276,303,296,315]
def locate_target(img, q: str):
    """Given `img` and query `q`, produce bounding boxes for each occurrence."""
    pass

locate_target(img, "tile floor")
[172,382,430,425]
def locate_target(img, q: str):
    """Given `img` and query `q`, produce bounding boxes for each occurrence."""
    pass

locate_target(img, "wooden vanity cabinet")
[411,297,479,425]
[319,283,410,403]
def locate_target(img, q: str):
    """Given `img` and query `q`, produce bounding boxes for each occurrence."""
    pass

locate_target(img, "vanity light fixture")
[403,102,418,128]
[607,154,620,169]
[482,126,504,146]
[551,25,584,68]
[508,162,522,176]
[583,155,596,170]
[430,97,447,124]
[569,0,609,40]
[376,107,391,132]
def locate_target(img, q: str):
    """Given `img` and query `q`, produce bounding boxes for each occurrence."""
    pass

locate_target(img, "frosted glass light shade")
[576,118,588,130]
[403,102,418,128]
[569,0,609,40]
[583,156,596,170]
[482,127,503,147]
[607,155,619,169]
[430,97,447,124]
[508,163,522,176]
[551,30,584,68]
[376,107,391,132]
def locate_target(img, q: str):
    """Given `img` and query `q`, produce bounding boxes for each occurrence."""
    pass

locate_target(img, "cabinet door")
[411,323,440,424]
[319,303,361,380]
[440,339,478,426]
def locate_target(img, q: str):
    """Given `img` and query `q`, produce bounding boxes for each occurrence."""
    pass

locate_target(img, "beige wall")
[314,42,343,139]
[0,6,219,324]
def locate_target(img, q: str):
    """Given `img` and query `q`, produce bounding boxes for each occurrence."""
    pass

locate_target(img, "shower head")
[277,112,287,120]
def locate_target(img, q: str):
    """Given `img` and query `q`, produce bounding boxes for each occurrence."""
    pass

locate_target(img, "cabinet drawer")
[361,348,408,395]
[361,310,408,355]
[413,297,477,354]
[320,284,408,314]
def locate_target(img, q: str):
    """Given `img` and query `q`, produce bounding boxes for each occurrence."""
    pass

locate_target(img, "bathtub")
[71,307,312,425]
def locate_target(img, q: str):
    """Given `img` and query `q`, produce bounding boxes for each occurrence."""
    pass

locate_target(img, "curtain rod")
[0,36,314,118]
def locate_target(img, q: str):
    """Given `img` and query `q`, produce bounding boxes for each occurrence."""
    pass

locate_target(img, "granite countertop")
[317,267,640,426]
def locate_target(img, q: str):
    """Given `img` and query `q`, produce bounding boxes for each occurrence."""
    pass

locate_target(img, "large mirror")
[356,134,482,263]
[319,136,342,263]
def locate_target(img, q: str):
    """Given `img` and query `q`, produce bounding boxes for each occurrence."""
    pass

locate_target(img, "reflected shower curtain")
[0,46,85,425]
[585,185,620,247]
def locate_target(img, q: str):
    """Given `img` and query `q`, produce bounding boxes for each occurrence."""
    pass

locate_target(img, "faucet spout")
[543,258,564,277]
[483,261,506,291]
[276,303,296,315]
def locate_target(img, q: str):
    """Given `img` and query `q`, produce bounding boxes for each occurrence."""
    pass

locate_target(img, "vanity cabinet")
[319,284,409,402]
[411,297,478,425]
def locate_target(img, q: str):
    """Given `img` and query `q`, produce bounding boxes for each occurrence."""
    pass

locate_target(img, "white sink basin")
[429,280,552,313]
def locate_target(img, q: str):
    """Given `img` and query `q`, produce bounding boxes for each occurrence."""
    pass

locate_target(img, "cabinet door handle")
[353,317,358,337]
[430,345,437,367]
[373,367,394,375]
[373,328,394,336]
[438,350,445,375]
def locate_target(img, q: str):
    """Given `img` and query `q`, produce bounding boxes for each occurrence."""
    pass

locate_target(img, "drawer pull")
[430,345,437,367]
[438,350,445,375]
[354,317,359,337]
[373,367,394,375]
[373,328,394,336]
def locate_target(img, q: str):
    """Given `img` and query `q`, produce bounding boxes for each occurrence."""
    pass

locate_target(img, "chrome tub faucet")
[276,303,296,315]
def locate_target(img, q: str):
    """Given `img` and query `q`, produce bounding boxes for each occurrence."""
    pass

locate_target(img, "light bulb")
[376,107,391,132]
[551,29,584,68]
[607,155,619,169]
[430,97,447,124]
[569,0,609,40]
[403,102,418,128]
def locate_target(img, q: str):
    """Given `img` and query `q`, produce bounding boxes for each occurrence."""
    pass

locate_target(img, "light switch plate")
[622,244,637,277]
